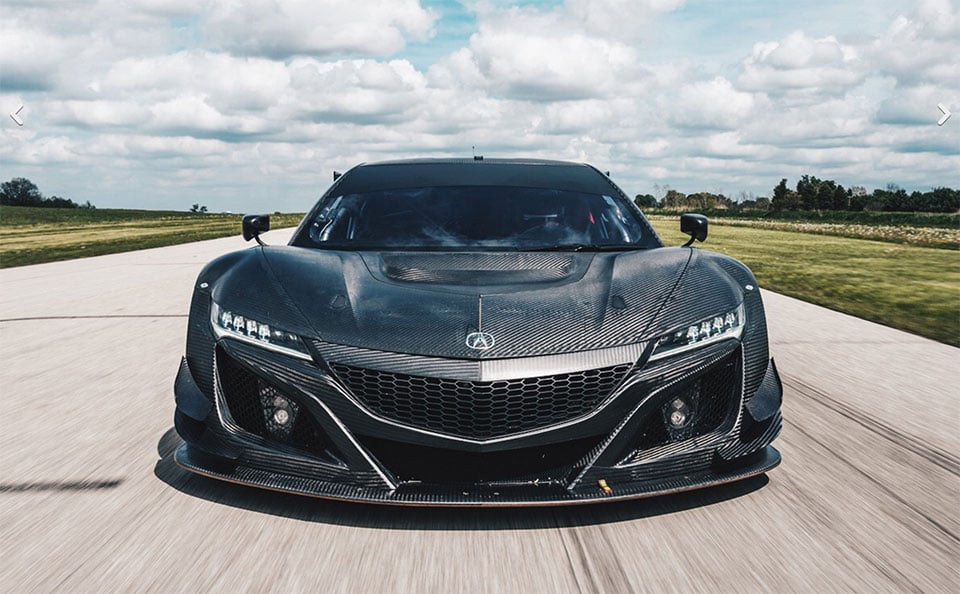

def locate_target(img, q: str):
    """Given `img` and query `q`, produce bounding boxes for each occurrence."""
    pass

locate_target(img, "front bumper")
[174,442,779,506]
[172,333,783,506]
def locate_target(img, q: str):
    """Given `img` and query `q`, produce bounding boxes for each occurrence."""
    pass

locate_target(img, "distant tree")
[686,192,717,209]
[848,186,870,211]
[662,189,687,208]
[80,201,95,209]
[190,203,208,213]
[0,178,87,208]
[871,184,909,211]
[754,196,771,211]
[928,187,960,212]
[634,194,658,209]
[815,180,838,210]
[771,179,801,210]
[831,184,848,210]
[1,177,43,206]
[795,175,823,210]
[47,195,80,208]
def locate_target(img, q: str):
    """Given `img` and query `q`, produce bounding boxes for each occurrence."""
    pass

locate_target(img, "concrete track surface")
[1,232,957,593]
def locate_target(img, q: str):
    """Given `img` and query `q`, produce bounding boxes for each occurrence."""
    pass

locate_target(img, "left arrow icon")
[10,104,24,126]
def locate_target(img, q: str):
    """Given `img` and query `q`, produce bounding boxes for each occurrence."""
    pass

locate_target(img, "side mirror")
[242,214,270,244]
[680,213,708,247]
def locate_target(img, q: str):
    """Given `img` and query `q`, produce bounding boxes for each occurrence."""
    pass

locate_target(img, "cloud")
[429,1,663,101]
[669,77,758,130]
[204,0,438,59]
[564,0,686,43]
[45,100,152,128]
[738,31,866,96]
[1,0,957,213]
[102,51,291,110]
[285,58,428,123]
[867,2,960,85]
[876,84,948,125]
[0,24,70,91]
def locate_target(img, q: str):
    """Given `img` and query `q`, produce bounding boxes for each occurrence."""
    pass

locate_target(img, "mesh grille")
[330,362,633,439]
[217,349,331,456]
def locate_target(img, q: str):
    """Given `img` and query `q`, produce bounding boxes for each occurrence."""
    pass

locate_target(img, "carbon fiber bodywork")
[173,158,782,506]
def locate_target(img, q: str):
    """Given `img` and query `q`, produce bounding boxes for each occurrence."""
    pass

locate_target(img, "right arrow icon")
[937,103,951,126]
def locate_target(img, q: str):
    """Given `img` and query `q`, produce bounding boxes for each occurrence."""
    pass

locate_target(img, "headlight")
[649,304,745,362]
[210,302,312,360]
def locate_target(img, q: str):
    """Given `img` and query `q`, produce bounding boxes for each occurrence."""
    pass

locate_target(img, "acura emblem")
[465,331,495,350]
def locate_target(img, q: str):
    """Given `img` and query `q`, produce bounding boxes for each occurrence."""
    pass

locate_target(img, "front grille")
[217,349,333,457]
[330,363,633,439]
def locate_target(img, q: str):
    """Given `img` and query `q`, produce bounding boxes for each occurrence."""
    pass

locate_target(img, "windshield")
[293,185,653,251]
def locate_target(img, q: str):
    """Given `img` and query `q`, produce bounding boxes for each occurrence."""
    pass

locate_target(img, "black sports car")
[173,158,782,506]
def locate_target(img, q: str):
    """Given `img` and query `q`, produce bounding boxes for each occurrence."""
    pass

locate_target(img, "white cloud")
[1,0,957,212]
[45,100,152,128]
[0,24,71,90]
[670,77,758,130]
[102,52,291,110]
[436,1,653,101]
[876,84,949,125]
[868,3,960,85]
[205,0,438,58]
[738,32,866,96]
[564,0,686,43]
[285,59,428,123]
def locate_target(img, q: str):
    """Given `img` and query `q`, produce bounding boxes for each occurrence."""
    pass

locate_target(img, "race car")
[173,158,782,506]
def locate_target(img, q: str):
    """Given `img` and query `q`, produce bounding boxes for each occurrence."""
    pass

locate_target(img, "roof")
[329,157,620,196]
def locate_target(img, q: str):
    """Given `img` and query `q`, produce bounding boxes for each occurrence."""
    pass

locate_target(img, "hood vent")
[381,253,575,284]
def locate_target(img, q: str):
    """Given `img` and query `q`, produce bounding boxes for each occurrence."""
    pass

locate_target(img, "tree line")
[1,177,94,209]
[636,176,959,213]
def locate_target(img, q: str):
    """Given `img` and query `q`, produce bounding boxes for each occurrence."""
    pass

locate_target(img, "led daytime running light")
[211,302,311,359]
[650,304,745,361]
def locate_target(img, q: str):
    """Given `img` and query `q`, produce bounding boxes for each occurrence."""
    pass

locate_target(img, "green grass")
[650,218,960,347]
[644,208,959,228]
[0,206,304,268]
[647,214,959,250]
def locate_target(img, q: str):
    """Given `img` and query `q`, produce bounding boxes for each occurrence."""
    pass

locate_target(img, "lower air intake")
[358,434,604,485]
[216,348,331,456]
[632,353,741,456]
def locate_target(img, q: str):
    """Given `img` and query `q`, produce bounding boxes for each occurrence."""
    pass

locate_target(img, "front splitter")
[174,444,780,507]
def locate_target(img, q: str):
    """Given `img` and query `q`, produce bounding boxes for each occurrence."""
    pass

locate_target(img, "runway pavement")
[1,231,957,593]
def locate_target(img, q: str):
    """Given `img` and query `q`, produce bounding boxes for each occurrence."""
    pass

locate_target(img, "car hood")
[209,246,744,359]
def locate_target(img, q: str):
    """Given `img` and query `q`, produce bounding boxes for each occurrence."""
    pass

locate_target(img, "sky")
[1,0,958,212]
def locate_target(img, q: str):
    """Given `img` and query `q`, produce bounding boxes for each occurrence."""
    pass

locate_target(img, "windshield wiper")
[525,243,640,252]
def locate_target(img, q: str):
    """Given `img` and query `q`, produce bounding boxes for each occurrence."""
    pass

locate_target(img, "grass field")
[649,217,960,347]
[0,206,304,268]
[647,213,959,249]
[644,208,959,228]
[2,206,957,346]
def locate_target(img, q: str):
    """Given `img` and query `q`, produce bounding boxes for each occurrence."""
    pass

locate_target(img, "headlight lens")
[650,304,745,361]
[210,302,311,360]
